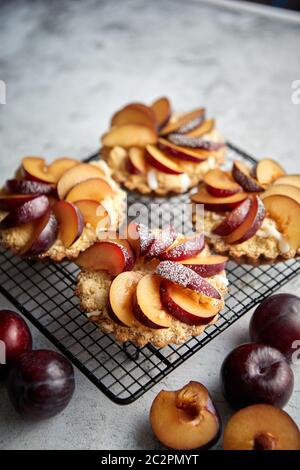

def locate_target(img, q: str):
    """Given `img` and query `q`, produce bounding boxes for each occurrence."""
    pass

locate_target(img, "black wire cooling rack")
[0,143,299,405]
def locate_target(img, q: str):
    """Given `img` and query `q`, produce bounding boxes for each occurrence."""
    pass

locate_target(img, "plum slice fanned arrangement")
[0,157,126,262]
[75,223,229,348]
[193,158,300,262]
[101,97,226,195]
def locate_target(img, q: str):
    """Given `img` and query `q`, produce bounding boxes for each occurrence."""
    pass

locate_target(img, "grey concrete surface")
[0,0,299,450]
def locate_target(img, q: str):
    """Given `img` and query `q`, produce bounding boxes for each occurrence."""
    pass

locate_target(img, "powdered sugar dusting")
[161,234,204,261]
[156,261,221,299]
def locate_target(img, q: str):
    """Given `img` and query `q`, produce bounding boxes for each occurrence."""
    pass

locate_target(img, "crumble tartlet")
[0,157,126,262]
[191,158,300,263]
[75,224,228,348]
[100,97,226,196]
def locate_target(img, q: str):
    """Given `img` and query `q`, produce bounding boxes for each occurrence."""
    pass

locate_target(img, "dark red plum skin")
[220,343,294,410]
[250,294,300,362]
[8,349,75,420]
[0,310,32,380]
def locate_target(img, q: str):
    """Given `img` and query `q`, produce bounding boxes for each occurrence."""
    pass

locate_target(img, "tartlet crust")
[0,163,126,262]
[75,245,228,348]
[201,210,300,264]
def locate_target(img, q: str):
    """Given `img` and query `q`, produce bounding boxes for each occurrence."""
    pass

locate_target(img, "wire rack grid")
[0,142,299,404]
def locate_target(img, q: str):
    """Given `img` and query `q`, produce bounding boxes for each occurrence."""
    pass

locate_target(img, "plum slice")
[133,274,172,329]
[232,160,264,192]
[150,381,221,450]
[159,233,205,261]
[74,200,110,231]
[262,194,300,251]
[158,138,211,163]
[156,261,221,299]
[0,195,49,229]
[6,179,54,196]
[160,108,205,135]
[167,133,224,151]
[146,145,183,175]
[224,195,265,244]
[53,201,84,248]
[185,119,215,137]
[111,103,156,130]
[126,147,147,175]
[56,163,105,200]
[76,241,134,275]
[151,97,171,130]
[108,272,143,327]
[160,281,221,325]
[145,226,177,260]
[191,188,248,212]
[204,169,242,198]
[20,210,58,257]
[180,255,228,277]
[223,404,300,450]
[212,197,252,236]
[0,194,41,212]
[101,124,157,148]
[65,178,114,203]
[254,158,285,186]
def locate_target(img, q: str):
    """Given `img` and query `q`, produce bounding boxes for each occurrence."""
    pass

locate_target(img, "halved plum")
[0,195,49,229]
[223,404,300,450]
[212,197,252,236]
[108,272,143,327]
[191,188,248,212]
[150,381,221,450]
[133,274,172,329]
[180,255,228,277]
[160,281,221,325]
[156,261,221,299]
[20,211,58,257]
[160,233,205,261]
[53,201,84,248]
